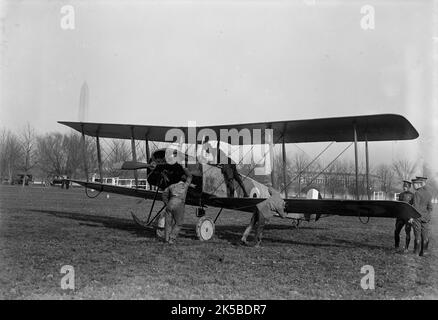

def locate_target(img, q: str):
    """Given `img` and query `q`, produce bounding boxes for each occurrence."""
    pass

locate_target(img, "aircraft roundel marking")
[249,187,260,198]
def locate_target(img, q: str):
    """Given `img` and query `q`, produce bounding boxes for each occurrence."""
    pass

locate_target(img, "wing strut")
[130,126,138,188]
[145,134,151,190]
[365,132,370,200]
[282,134,288,199]
[146,182,161,223]
[131,203,166,228]
[268,126,276,188]
[96,133,103,182]
[81,124,89,181]
[145,137,150,162]
[216,140,220,164]
[214,207,224,224]
[148,204,166,226]
[353,122,359,200]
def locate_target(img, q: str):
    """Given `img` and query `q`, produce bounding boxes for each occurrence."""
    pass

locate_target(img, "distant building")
[285,170,382,200]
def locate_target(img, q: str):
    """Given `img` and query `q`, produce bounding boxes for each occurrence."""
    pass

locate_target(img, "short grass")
[0,185,437,299]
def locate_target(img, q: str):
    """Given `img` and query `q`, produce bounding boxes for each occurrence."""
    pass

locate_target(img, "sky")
[1,0,437,178]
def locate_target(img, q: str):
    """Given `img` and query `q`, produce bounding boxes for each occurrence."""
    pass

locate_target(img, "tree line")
[0,124,145,184]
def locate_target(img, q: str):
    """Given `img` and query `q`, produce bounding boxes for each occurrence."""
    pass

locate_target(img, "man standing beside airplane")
[394,180,414,252]
[409,176,433,256]
[162,167,193,244]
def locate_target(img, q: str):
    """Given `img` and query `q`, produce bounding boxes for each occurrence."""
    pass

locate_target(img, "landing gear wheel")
[196,217,215,241]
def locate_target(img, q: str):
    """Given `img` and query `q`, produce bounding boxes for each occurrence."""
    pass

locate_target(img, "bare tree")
[271,152,292,192]
[63,132,85,178]
[36,131,97,180]
[289,151,309,196]
[36,132,67,177]
[0,129,22,183]
[104,139,130,177]
[323,160,346,199]
[392,158,417,182]
[375,163,395,195]
[421,162,438,197]
[18,123,37,185]
[0,129,7,180]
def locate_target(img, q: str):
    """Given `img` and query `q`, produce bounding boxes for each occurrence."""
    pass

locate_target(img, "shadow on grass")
[28,208,384,250]
[28,209,155,238]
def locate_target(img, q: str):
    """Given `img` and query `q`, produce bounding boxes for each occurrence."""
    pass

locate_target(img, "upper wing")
[207,197,421,220]
[58,113,418,144]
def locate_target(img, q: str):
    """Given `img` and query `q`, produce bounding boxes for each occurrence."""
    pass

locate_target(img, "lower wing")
[68,179,204,207]
[207,197,420,220]
[69,179,161,200]
[69,180,420,220]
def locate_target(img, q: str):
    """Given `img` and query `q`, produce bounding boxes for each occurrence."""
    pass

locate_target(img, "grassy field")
[0,185,437,299]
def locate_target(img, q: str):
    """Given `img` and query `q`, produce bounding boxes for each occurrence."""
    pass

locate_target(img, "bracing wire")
[300,143,353,191]
[280,141,335,194]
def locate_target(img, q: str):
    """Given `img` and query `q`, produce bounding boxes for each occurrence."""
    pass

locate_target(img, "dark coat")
[412,186,433,223]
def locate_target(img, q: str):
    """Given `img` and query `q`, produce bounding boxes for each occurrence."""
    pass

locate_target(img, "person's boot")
[420,240,429,257]
[240,237,249,246]
[168,235,176,245]
[254,232,263,248]
[413,241,420,254]
[403,238,410,253]
[394,239,400,252]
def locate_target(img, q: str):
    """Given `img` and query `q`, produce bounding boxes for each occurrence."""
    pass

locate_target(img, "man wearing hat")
[394,180,414,252]
[409,176,433,256]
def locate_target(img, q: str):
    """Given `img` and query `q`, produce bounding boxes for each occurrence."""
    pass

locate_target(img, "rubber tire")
[196,217,215,241]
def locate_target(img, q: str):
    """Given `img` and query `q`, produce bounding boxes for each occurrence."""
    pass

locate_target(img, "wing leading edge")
[71,180,421,221]
[68,179,206,207]
[58,113,418,144]
[207,198,421,220]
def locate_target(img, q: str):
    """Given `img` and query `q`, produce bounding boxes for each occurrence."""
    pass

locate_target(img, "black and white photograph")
[0,0,437,303]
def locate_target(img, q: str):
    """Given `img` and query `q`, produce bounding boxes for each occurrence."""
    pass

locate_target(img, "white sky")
[1,0,437,177]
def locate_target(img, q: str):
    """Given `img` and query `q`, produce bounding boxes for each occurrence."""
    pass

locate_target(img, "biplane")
[59,113,421,241]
